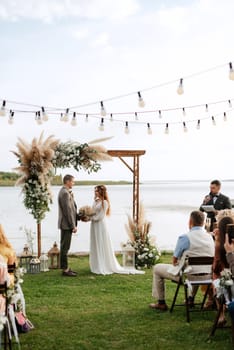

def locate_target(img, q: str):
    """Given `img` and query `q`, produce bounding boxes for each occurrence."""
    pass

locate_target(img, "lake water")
[1,181,234,255]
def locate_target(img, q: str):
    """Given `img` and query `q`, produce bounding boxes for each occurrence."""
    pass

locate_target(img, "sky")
[0,0,234,181]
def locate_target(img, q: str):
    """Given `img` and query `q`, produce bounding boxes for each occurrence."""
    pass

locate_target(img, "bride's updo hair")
[95,185,111,216]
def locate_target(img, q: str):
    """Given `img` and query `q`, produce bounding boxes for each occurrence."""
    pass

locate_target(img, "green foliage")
[19,255,232,350]
[132,233,161,268]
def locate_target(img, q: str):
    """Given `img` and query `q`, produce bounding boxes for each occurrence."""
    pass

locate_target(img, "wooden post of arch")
[107,150,146,224]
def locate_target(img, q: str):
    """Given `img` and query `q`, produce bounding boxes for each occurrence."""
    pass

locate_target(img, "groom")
[58,174,78,277]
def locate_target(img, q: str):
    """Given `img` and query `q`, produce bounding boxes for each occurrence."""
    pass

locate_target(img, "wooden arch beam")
[107,150,146,224]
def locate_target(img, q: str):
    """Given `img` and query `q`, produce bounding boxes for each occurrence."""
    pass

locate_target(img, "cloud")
[0,0,140,22]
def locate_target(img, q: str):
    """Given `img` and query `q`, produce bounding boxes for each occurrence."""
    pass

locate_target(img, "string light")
[177,78,184,95]
[223,112,227,121]
[212,116,216,125]
[228,99,232,108]
[182,107,186,116]
[124,121,130,134]
[85,114,88,122]
[164,123,169,134]
[196,120,200,130]
[138,91,145,108]
[147,123,152,135]
[100,101,106,116]
[8,110,14,125]
[63,108,69,122]
[229,62,234,80]
[158,110,162,118]
[99,118,104,131]
[0,100,6,117]
[36,111,42,125]
[183,121,188,132]
[60,113,64,122]
[205,104,209,112]
[110,113,113,121]
[71,112,77,126]
[135,112,138,120]
[41,106,49,121]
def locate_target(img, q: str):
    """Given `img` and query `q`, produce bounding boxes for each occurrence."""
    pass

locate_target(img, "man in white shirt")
[150,210,214,311]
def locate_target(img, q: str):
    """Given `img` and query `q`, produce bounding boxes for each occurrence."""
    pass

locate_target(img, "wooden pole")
[37,222,41,258]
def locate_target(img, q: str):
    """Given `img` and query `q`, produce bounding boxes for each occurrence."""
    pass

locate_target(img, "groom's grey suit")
[58,186,77,270]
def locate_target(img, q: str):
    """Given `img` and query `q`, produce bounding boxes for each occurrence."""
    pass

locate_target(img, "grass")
[17,253,232,350]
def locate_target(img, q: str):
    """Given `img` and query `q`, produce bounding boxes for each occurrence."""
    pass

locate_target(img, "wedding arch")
[13,133,146,257]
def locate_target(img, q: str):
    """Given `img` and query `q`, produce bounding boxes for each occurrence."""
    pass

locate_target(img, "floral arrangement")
[13,133,112,223]
[78,205,95,221]
[125,204,160,269]
[213,269,234,302]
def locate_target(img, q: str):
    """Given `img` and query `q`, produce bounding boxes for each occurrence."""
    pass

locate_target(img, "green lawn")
[18,254,232,350]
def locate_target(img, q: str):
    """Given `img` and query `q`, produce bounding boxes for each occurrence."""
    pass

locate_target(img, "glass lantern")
[29,257,41,274]
[39,253,49,272]
[19,244,33,273]
[122,245,135,269]
[48,242,60,269]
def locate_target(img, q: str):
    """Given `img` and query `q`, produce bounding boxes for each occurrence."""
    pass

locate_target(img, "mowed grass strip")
[18,254,232,350]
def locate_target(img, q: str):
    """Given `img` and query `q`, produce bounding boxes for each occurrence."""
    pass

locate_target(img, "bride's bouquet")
[77,206,95,222]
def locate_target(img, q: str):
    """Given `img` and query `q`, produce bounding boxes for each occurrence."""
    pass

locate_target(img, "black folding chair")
[170,256,214,322]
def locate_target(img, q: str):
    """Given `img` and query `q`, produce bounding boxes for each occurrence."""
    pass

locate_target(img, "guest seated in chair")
[149,211,214,311]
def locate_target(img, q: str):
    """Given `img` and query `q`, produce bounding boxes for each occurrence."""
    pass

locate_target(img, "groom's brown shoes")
[149,303,168,311]
[62,270,77,277]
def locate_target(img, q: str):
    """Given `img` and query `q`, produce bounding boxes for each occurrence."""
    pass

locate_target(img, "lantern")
[48,242,60,269]
[29,257,41,274]
[122,245,135,269]
[19,244,33,273]
[39,253,49,272]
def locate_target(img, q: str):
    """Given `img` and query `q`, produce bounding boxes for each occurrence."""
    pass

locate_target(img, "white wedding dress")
[89,199,144,275]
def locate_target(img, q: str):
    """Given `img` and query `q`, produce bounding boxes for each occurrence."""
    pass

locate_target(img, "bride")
[89,185,144,275]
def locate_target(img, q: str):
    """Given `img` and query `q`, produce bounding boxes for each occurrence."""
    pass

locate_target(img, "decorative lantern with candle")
[29,257,41,274]
[48,242,60,269]
[39,253,49,272]
[122,245,135,269]
[19,244,33,273]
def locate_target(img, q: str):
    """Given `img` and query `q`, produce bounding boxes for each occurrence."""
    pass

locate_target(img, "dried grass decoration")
[13,133,112,223]
[125,203,161,269]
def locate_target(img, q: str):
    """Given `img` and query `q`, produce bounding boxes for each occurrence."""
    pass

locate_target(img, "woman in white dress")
[89,185,144,275]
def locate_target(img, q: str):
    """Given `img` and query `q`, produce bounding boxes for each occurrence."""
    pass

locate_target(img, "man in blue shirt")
[150,211,214,311]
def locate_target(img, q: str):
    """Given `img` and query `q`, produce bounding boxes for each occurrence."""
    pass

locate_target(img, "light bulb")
[158,110,162,118]
[182,107,186,116]
[0,100,6,117]
[100,101,106,116]
[71,112,77,126]
[8,111,14,125]
[147,123,152,135]
[138,91,145,108]
[196,120,200,130]
[183,122,188,132]
[110,113,113,121]
[99,118,104,131]
[177,78,184,95]
[63,108,69,122]
[41,106,48,121]
[164,123,169,134]
[60,113,64,122]
[223,112,227,121]
[85,114,88,122]
[124,121,130,134]
[205,104,208,112]
[229,62,234,80]
[212,116,216,126]
[228,100,232,108]
[135,112,138,120]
